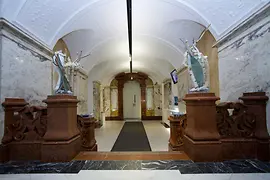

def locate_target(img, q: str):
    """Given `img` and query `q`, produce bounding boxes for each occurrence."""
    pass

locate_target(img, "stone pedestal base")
[240,92,270,161]
[221,139,257,160]
[168,142,183,151]
[168,115,186,151]
[41,135,81,162]
[0,145,8,163]
[9,142,41,161]
[183,93,221,162]
[42,95,81,162]
[184,135,222,162]
[257,140,270,161]
[84,144,98,152]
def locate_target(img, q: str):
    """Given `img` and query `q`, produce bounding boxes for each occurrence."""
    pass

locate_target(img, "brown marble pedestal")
[77,115,97,151]
[168,115,186,151]
[41,95,81,162]
[239,92,270,161]
[183,93,221,162]
[1,98,28,162]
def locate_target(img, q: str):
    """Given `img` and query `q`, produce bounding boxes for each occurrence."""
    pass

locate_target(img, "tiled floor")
[142,121,170,151]
[95,121,125,152]
[95,120,170,151]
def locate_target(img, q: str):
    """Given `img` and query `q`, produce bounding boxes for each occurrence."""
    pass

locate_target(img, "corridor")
[95,121,170,152]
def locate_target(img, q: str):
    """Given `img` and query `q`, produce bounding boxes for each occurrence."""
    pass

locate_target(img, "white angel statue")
[181,25,210,92]
[52,51,72,94]
[52,50,91,94]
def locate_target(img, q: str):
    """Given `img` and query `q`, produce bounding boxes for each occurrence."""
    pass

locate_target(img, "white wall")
[123,81,141,119]
[218,6,270,133]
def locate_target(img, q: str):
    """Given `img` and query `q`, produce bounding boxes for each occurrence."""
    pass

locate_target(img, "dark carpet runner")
[111,122,152,151]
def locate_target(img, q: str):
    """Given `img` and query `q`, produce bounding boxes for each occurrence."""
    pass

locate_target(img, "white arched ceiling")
[1,0,269,81]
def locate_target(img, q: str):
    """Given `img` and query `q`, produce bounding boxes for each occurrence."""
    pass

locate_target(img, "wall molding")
[214,3,270,49]
[93,81,101,85]
[163,78,171,84]
[0,18,53,60]
[142,116,162,120]
[177,66,188,76]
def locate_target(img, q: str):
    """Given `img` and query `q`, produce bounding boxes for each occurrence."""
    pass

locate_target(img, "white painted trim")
[0,18,53,57]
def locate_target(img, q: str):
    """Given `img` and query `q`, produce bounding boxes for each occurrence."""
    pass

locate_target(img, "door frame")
[115,72,147,120]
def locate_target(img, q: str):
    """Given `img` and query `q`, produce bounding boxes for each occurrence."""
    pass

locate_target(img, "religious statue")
[52,51,73,94]
[181,25,210,92]
[52,50,91,95]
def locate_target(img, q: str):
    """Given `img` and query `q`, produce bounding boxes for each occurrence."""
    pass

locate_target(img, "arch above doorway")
[106,72,162,120]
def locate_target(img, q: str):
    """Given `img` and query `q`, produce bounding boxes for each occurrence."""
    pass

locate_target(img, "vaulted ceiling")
[1,0,268,84]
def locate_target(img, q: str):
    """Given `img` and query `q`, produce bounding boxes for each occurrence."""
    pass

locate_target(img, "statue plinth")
[77,115,97,151]
[183,92,221,162]
[1,98,28,144]
[168,115,186,151]
[41,94,81,162]
[239,92,269,161]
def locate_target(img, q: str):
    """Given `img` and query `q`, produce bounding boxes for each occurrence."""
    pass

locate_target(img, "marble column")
[73,68,88,114]
[141,84,146,118]
[154,84,162,116]
[103,87,111,117]
[117,83,124,120]
[161,83,166,123]
[93,81,101,121]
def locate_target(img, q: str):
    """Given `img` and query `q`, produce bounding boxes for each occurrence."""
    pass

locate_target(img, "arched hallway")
[1,0,270,179]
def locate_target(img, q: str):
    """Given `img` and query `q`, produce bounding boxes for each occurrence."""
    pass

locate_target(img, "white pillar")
[171,79,178,105]
[161,83,166,123]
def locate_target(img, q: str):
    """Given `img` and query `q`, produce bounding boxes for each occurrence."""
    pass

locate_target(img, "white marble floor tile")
[187,174,232,180]
[260,173,270,180]
[30,174,69,180]
[180,174,196,180]
[95,121,125,151]
[229,173,266,180]
[143,121,170,151]
[64,174,80,180]
[0,174,31,180]
[78,170,181,180]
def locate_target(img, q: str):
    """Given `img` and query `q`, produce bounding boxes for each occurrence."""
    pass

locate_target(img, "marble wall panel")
[218,9,270,132]
[153,85,162,116]
[103,87,111,117]
[110,88,118,116]
[0,21,52,142]
[146,87,154,110]
[177,68,189,113]
[74,69,88,114]
[93,81,101,121]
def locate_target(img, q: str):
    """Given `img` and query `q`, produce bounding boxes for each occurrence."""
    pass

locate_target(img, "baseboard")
[105,116,123,120]
[142,116,162,120]
[161,122,170,128]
